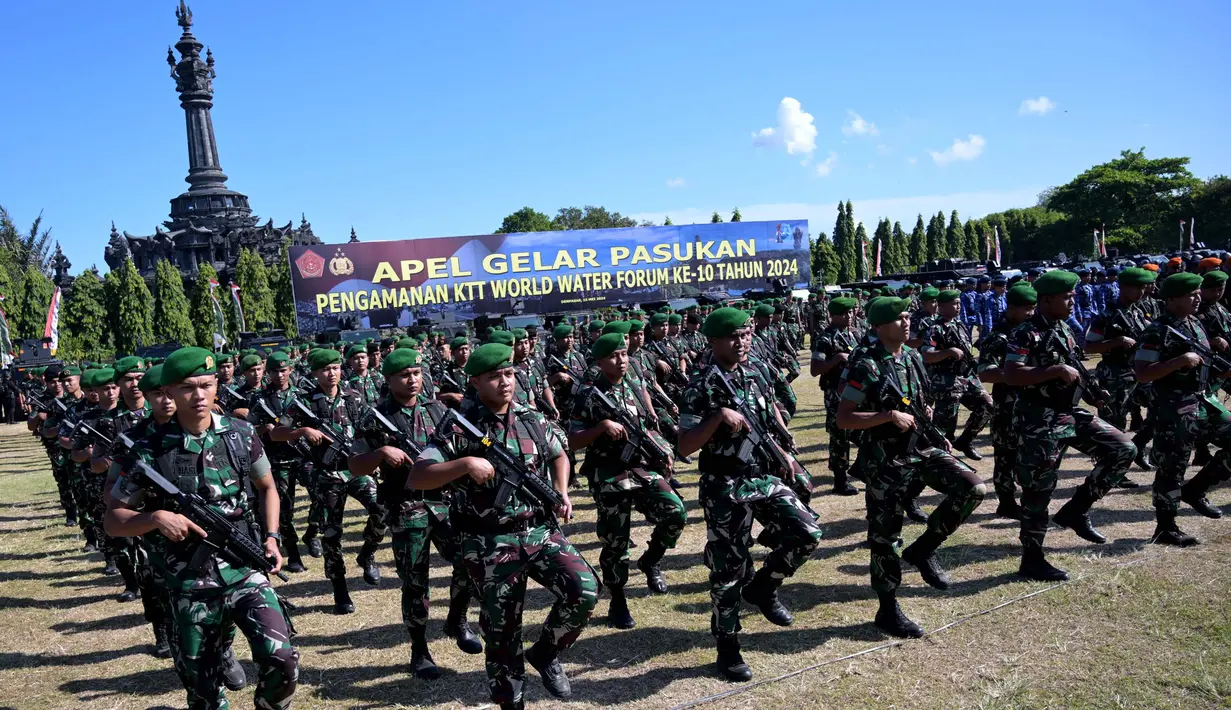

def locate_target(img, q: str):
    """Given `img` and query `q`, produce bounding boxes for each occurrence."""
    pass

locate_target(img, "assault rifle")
[587,387,672,471]
[290,399,358,467]
[1045,329,1108,408]
[441,409,565,513]
[115,432,289,583]
[217,384,245,412]
[549,355,581,395]
[1164,325,1231,385]
[366,407,425,500]
[649,342,689,388]
[881,374,976,472]
[708,366,793,475]
[254,398,311,458]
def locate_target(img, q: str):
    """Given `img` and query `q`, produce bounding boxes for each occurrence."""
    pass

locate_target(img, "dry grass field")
[1,359,1229,709]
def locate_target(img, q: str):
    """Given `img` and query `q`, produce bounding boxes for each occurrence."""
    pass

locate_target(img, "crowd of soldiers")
[15,256,1231,709]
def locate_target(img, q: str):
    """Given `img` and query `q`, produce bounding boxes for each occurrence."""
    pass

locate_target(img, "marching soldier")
[678,307,821,682]
[436,336,471,408]
[810,296,860,495]
[411,343,599,710]
[31,366,76,526]
[906,287,939,349]
[345,344,384,405]
[836,297,986,638]
[919,289,992,460]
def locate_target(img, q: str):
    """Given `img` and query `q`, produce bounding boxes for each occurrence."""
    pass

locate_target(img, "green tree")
[925,212,945,262]
[710,211,723,223]
[963,218,981,260]
[271,239,298,338]
[945,210,964,258]
[113,258,153,354]
[731,207,742,222]
[12,265,53,341]
[832,202,855,283]
[152,259,196,346]
[0,206,54,274]
[1187,175,1231,246]
[909,215,926,267]
[495,207,556,234]
[60,268,110,361]
[663,216,674,226]
[853,222,870,280]
[234,248,276,328]
[810,232,840,285]
[103,269,122,340]
[872,219,892,276]
[189,263,225,350]
[552,206,638,230]
[889,220,909,273]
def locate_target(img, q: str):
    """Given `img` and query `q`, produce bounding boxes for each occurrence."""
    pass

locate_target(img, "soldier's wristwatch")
[265,532,282,542]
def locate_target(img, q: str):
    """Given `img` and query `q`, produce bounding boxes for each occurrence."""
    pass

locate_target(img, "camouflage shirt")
[346,372,385,406]
[921,316,977,384]
[287,386,365,479]
[353,394,450,528]
[1087,300,1150,370]
[435,360,468,395]
[1005,311,1085,411]
[246,384,309,464]
[976,319,1019,405]
[811,324,858,391]
[679,362,779,476]
[570,375,670,488]
[1135,312,1217,400]
[841,343,933,465]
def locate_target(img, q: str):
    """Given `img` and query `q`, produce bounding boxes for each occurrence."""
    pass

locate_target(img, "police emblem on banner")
[329,248,355,277]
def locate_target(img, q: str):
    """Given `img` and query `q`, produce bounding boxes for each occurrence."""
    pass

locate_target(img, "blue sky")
[1,1,1227,271]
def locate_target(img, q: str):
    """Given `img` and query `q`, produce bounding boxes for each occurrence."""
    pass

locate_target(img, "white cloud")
[815,152,837,177]
[665,177,686,188]
[841,111,879,137]
[930,134,986,166]
[1019,96,1056,116]
[752,97,817,155]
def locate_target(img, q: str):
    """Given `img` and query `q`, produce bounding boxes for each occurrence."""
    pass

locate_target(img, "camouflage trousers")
[265,463,301,548]
[1147,396,1231,514]
[459,524,600,705]
[390,508,472,631]
[990,401,1018,497]
[1096,363,1137,431]
[85,468,109,548]
[172,574,299,710]
[933,376,993,442]
[824,389,851,476]
[865,448,985,594]
[593,474,687,588]
[699,471,821,638]
[47,450,76,520]
[1014,409,1136,553]
[68,463,93,535]
[315,474,387,580]
[132,539,172,637]
[298,462,323,541]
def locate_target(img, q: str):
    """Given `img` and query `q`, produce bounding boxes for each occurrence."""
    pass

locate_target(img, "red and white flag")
[993,226,1002,265]
[1100,223,1107,257]
[229,283,246,333]
[1093,228,1100,257]
[1190,217,1196,250]
[874,237,882,277]
[1180,219,1187,251]
[43,286,61,356]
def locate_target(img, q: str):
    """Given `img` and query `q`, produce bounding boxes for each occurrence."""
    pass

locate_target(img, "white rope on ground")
[667,548,1164,710]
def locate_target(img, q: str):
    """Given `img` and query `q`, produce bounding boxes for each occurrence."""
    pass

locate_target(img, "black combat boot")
[332,577,355,615]
[901,531,952,590]
[994,491,1023,520]
[357,541,380,586]
[1053,484,1106,544]
[904,498,929,524]
[284,543,306,573]
[525,638,572,699]
[952,433,983,461]
[82,527,98,553]
[221,645,247,691]
[499,702,525,710]
[1150,511,1198,547]
[740,567,793,626]
[1181,465,1227,519]
[303,525,322,558]
[832,470,859,496]
[116,557,141,602]
[1016,535,1069,582]
[1131,430,1154,474]
[445,593,482,655]
[152,623,171,659]
[102,551,118,576]
[607,587,635,629]
[874,592,924,638]
[1192,445,1212,467]
[637,541,669,594]
[715,636,752,682]
[408,627,440,680]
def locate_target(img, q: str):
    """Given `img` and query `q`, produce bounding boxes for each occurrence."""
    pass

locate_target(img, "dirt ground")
[1,361,1229,709]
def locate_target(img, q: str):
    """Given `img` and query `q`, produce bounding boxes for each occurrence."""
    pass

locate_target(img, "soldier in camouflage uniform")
[436,336,471,408]
[546,324,588,420]
[345,345,385,405]
[105,347,298,710]
[836,297,986,638]
[748,306,799,420]
[48,367,94,542]
[1134,271,1231,545]
[31,367,75,525]
[1190,270,1231,468]
[227,355,264,420]
[412,343,598,710]
[920,290,992,460]
[679,307,821,682]
[569,333,687,629]
[1004,270,1137,582]
[65,369,113,571]
[511,328,558,419]
[906,287,939,349]
[349,347,481,679]
[275,347,387,613]
[627,320,684,449]
[72,368,130,580]
[811,297,860,495]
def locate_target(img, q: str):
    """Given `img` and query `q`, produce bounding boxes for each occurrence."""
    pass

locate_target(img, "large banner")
[288,219,810,334]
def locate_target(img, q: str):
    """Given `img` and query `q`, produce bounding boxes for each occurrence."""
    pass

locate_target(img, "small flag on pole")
[1180,219,1187,251]
[1093,228,1100,258]
[43,286,61,356]
[208,279,226,350]
[0,296,12,367]
[229,283,246,333]
[1190,217,1196,250]
[994,226,1002,265]
[874,237,882,277]
[1100,223,1107,257]
[859,237,868,280]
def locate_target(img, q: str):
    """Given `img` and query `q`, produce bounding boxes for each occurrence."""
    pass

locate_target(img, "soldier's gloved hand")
[887,411,915,432]
[463,456,496,484]
[602,420,627,441]
[719,407,747,434]
[381,446,412,469]
[152,510,208,543]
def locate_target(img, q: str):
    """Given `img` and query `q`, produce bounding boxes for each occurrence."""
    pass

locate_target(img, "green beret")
[449,336,469,349]
[238,354,263,373]
[1006,285,1038,306]
[80,369,100,388]
[60,365,81,377]
[602,320,632,335]
[396,337,416,349]
[381,347,421,376]
[828,297,857,315]
[114,356,145,376]
[1033,270,1079,296]
[937,289,961,303]
[1117,267,1157,287]
[591,332,627,360]
[162,347,217,385]
[266,351,291,370]
[650,313,670,326]
[920,287,940,301]
[511,328,528,342]
[414,333,428,343]
[345,345,366,359]
[464,343,514,376]
[217,352,235,362]
[553,324,573,339]
[867,297,911,327]
[701,307,751,337]
[138,364,163,392]
[667,313,683,325]
[628,320,644,333]
[588,320,606,332]
[1202,270,1228,288]
[488,330,515,346]
[1160,271,1203,298]
[657,305,672,313]
[308,347,342,371]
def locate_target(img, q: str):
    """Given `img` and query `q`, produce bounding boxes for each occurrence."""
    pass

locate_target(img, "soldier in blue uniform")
[981,276,1008,336]
[960,279,979,334]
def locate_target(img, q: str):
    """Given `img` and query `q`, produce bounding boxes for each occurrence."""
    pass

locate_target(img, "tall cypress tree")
[890,221,908,272]
[189,263,225,350]
[114,258,153,354]
[853,222,870,280]
[710,211,723,223]
[153,259,196,346]
[13,265,53,341]
[925,212,945,262]
[730,207,742,222]
[61,268,110,361]
[909,215,926,267]
[811,231,840,286]
[963,219,982,261]
[946,210,964,258]
[234,248,276,328]
[271,239,298,338]
[832,202,851,283]
[103,269,122,341]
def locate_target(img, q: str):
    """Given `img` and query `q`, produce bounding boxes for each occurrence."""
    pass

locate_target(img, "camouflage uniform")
[1087,300,1150,430]
[976,320,1021,499]
[571,376,686,590]
[920,315,993,445]
[1198,297,1231,398]
[246,384,313,559]
[418,399,599,706]
[842,344,985,595]
[346,371,385,406]
[39,394,79,523]
[679,364,821,639]
[1007,313,1137,557]
[111,414,298,710]
[812,324,858,487]
[435,360,469,397]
